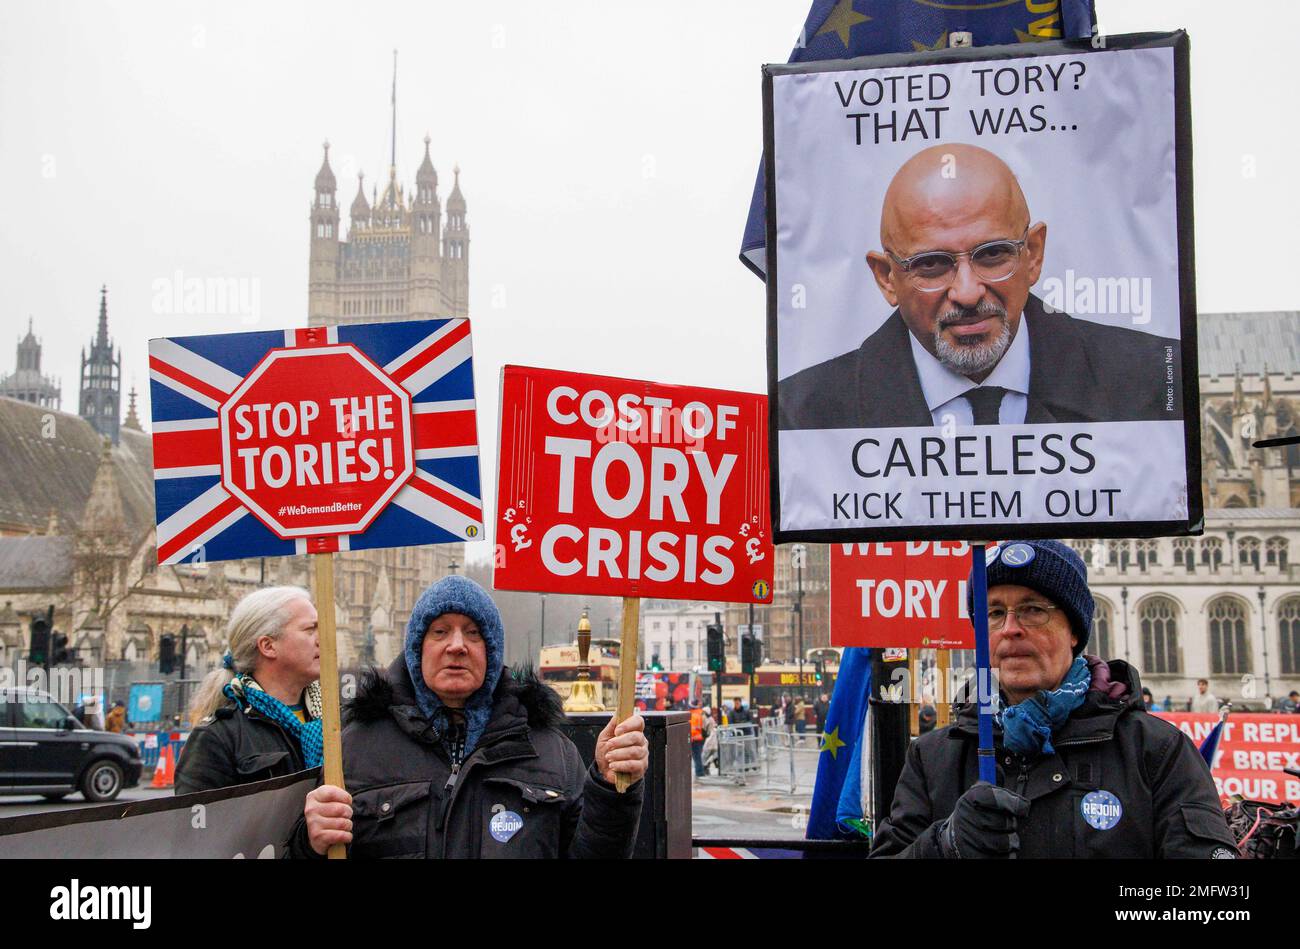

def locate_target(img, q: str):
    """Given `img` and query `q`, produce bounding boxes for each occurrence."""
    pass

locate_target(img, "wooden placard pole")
[935,648,952,729]
[313,553,347,859]
[614,596,640,794]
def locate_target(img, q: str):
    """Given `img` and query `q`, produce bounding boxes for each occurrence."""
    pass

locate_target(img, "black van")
[0,688,143,802]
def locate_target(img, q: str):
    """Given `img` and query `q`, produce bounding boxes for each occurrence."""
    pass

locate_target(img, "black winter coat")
[871,659,1238,859]
[289,659,643,859]
[174,700,306,795]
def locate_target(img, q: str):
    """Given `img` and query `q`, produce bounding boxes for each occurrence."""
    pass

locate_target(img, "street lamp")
[1259,586,1273,700]
[1120,586,1130,663]
[539,593,547,652]
[793,544,806,693]
[448,558,460,575]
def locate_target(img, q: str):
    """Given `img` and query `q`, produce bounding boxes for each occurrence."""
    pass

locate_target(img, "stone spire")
[80,438,128,539]
[122,385,142,431]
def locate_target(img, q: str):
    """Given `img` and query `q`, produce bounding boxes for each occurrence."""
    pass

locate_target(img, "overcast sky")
[1,0,1295,561]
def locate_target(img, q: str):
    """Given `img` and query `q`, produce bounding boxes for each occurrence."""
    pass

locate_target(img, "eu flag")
[807,646,873,839]
[740,0,1098,277]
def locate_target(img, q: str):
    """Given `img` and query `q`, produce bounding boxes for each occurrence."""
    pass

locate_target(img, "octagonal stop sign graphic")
[219,344,414,539]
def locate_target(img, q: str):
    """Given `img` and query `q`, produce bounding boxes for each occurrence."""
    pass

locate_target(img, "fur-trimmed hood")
[346,657,567,738]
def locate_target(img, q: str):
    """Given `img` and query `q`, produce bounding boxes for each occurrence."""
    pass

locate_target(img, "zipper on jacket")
[438,725,532,858]
[1054,735,1111,749]
[1015,758,1030,797]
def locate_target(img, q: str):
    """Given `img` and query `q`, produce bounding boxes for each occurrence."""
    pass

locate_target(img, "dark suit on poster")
[777,294,1182,430]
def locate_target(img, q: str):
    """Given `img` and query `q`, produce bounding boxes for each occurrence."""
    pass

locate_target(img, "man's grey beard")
[934,301,1011,377]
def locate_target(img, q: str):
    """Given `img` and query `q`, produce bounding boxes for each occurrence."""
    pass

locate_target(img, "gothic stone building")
[305,138,470,640]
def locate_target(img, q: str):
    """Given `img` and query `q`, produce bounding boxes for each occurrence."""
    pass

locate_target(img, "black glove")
[937,782,1030,859]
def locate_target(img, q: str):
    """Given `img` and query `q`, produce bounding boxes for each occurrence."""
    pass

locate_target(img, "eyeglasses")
[888,228,1029,293]
[987,603,1060,631]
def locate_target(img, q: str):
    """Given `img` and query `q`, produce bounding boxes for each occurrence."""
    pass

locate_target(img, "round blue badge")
[1081,790,1123,831]
[490,810,524,843]
[1001,543,1036,568]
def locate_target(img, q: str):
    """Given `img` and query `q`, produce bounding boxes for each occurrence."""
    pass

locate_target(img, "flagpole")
[970,543,996,784]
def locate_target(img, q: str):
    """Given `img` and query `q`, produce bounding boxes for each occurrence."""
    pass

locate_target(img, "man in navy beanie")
[872,540,1236,860]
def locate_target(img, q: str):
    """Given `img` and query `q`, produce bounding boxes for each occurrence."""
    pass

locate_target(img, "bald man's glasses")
[888,228,1029,293]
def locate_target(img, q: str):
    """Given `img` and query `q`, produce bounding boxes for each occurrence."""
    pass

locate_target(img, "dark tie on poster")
[966,386,1006,426]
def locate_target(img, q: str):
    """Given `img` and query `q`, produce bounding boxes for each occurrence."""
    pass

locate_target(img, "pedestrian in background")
[105,700,126,733]
[813,692,830,734]
[1190,678,1219,713]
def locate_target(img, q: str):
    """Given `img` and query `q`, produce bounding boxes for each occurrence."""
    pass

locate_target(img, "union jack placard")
[148,320,482,565]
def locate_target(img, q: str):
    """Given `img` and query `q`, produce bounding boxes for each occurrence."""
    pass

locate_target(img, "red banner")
[829,541,976,648]
[1156,712,1300,805]
[493,366,774,603]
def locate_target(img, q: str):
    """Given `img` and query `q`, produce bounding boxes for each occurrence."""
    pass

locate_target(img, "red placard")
[1156,712,1300,805]
[830,541,976,648]
[493,366,774,603]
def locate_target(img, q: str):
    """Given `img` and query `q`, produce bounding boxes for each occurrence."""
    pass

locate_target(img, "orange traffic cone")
[151,741,175,788]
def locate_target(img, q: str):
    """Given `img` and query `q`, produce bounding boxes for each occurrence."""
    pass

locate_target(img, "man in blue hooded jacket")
[293,575,648,858]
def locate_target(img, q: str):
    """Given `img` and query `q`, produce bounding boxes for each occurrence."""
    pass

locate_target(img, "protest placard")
[148,319,482,856]
[494,365,774,788]
[830,541,976,649]
[765,32,1198,543]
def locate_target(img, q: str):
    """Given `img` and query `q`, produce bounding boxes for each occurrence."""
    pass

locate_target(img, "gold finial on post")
[564,607,603,712]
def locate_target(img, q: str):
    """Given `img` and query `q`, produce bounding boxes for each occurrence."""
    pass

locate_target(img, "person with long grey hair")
[175,586,322,794]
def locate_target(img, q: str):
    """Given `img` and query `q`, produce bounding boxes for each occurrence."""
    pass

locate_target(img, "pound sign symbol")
[738,523,750,537]
[510,523,532,553]
[745,537,765,564]
[503,507,516,524]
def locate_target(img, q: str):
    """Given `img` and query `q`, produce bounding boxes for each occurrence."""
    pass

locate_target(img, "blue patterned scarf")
[996,655,1091,757]
[224,674,324,768]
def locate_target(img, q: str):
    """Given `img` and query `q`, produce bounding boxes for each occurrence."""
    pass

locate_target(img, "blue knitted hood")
[404,575,505,758]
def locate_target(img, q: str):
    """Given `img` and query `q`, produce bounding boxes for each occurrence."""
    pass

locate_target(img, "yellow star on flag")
[913,32,949,52]
[819,726,846,759]
[1015,26,1059,43]
[814,0,870,49]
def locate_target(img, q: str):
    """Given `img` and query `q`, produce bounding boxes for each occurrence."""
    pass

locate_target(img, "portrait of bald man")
[778,144,1182,430]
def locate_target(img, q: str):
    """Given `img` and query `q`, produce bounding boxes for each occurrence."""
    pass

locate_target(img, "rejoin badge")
[490,809,524,843]
[1000,543,1036,567]
[1081,790,1123,830]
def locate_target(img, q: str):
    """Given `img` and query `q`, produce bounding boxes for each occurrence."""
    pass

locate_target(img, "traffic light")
[650,653,662,671]
[28,617,49,665]
[706,623,725,672]
[159,634,176,674]
[741,634,759,674]
[50,632,70,665]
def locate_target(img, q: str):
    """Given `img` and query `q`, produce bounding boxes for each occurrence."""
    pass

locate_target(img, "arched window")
[1266,536,1289,570]
[1173,538,1195,573]
[1140,596,1181,675]
[1136,539,1159,570]
[1280,598,1300,675]
[1239,536,1261,569]
[1201,537,1224,569]
[1092,599,1113,659]
[1109,541,1131,570]
[1207,597,1251,675]
[1070,540,1092,567]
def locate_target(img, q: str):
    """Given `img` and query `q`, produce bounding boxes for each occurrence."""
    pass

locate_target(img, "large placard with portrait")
[765,31,1198,543]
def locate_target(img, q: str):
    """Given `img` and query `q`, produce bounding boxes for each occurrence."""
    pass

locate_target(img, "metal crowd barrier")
[760,719,821,795]
[714,723,763,784]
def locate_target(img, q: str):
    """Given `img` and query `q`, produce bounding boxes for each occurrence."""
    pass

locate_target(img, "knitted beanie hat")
[404,575,505,757]
[968,540,1094,656]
